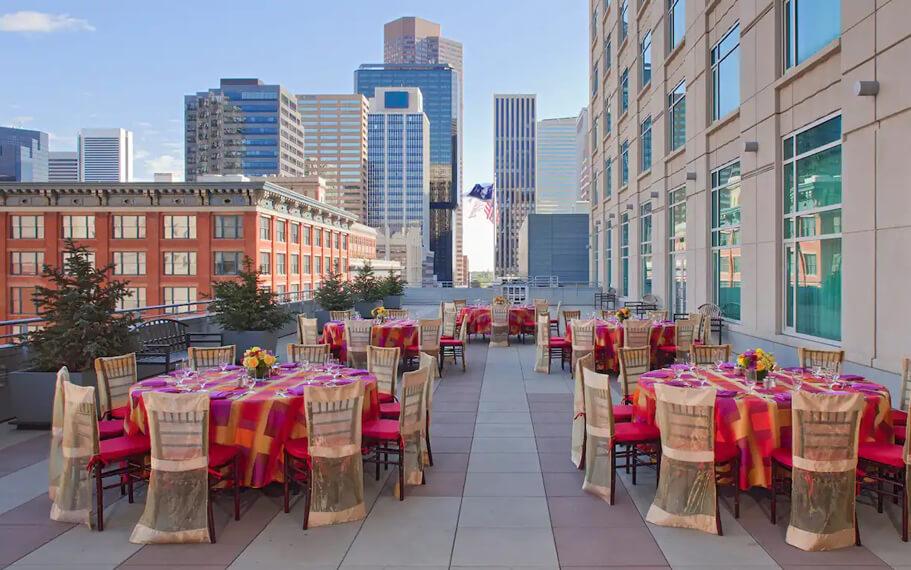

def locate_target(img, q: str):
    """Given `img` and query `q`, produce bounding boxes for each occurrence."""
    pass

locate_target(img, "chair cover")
[304,381,366,527]
[673,318,698,355]
[367,345,400,400]
[95,353,138,418]
[572,352,596,468]
[387,309,409,319]
[345,320,372,368]
[297,315,319,344]
[646,384,720,534]
[581,367,616,502]
[645,310,667,321]
[397,369,428,495]
[689,312,705,342]
[797,348,844,373]
[418,318,442,355]
[49,367,69,501]
[570,319,595,378]
[442,304,457,338]
[188,345,236,371]
[562,310,581,333]
[288,343,330,365]
[130,391,210,544]
[786,391,864,551]
[419,354,436,465]
[490,305,509,347]
[535,313,552,373]
[50,381,99,527]
[623,320,651,348]
[329,310,352,321]
[692,344,733,365]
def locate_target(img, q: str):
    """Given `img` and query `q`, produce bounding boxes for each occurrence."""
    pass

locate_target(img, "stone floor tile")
[430,411,477,424]
[538,452,582,473]
[430,436,472,453]
[474,423,535,438]
[542,471,589,497]
[431,422,476,437]
[450,527,558,567]
[535,436,572,453]
[477,401,530,412]
[474,411,533,424]
[0,461,49,516]
[547,494,644,528]
[463,472,545,497]
[467,452,541,473]
[553,526,667,567]
[381,471,466,498]
[0,434,50,477]
[532,421,572,437]
[471,437,539,453]
[426,452,469,472]
[340,524,456,567]
[458,497,551,528]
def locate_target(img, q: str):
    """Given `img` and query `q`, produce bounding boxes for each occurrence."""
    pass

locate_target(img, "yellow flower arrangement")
[492,296,508,305]
[615,307,632,321]
[243,347,277,378]
[737,348,775,372]
[371,306,387,318]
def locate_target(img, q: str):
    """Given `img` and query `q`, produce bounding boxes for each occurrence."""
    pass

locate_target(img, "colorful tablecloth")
[125,365,379,488]
[565,320,675,370]
[458,305,534,335]
[322,319,420,358]
[633,367,893,490]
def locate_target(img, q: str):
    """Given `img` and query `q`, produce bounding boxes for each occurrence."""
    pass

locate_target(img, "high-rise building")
[296,94,369,219]
[536,117,578,214]
[184,78,305,181]
[355,63,459,283]
[366,88,431,281]
[77,128,133,182]
[493,94,536,276]
[0,127,48,182]
[48,151,78,182]
[575,107,591,202]
[383,17,466,286]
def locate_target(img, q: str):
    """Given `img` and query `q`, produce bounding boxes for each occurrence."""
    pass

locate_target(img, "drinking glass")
[793,374,804,391]
[744,371,757,394]
[219,362,229,374]
[244,372,257,395]
[714,360,725,372]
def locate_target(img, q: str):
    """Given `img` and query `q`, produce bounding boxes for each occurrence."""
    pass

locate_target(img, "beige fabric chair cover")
[689,312,705,342]
[397,369,428,495]
[645,310,667,321]
[582,367,617,502]
[95,353,138,418]
[344,320,372,368]
[188,346,236,370]
[623,320,651,348]
[387,309,409,319]
[535,313,552,373]
[570,319,595,378]
[490,305,509,347]
[673,318,698,357]
[49,367,69,501]
[442,304,457,337]
[418,318,442,353]
[287,343,330,365]
[692,344,733,365]
[647,384,720,534]
[900,358,911,412]
[419,354,436,465]
[329,310,351,321]
[572,352,596,469]
[304,381,367,527]
[50,381,99,527]
[130,391,210,544]
[297,315,319,344]
[797,348,844,373]
[562,310,581,333]
[786,391,864,551]
[367,345,400,400]
[618,347,650,400]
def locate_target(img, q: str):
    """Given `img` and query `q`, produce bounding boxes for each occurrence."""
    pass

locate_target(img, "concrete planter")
[221,330,280,359]
[9,369,97,429]
[354,300,382,319]
[314,310,333,330]
[383,295,403,309]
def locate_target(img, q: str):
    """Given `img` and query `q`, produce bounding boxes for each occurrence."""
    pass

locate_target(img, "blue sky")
[0,1,587,272]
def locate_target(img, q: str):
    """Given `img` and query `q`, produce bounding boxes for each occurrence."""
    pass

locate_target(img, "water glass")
[714,360,725,372]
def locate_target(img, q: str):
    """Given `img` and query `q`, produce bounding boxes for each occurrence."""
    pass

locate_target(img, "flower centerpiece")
[371,306,388,323]
[737,348,775,381]
[615,307,632,321]
[242,347,277,379]
[492,296,508,305]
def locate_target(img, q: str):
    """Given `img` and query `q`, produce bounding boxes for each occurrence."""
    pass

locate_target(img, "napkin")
[158,387,181,393]
[642,370,674,378]
[287,385,305,396]
[839,374,864,382]
[208,390,231,400]
[224,364,242,371]
[346,369,369,376]
[783,366,806,373]
[279,363,299,369]
[851,382,882,392]
[773,393,793,403]
[716,390,738,398]
[719,362,736,370]
[312,375,334,381]
[139,378,168,387]
[663,380,689,387]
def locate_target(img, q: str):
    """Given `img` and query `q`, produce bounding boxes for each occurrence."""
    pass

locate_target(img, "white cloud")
[144,155,184,181]
[5,115,34,127]
[162,141,184,150]
[0,11,95,33]
[135,149,150,160]
[137,121,153,128]
[47,132,77,151]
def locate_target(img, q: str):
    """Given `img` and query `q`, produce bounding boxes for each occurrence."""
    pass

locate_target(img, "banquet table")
[458,305,534,336]
[125,365,379,488]
[565,319,675,370]
[633,367,894,490]
[322,319,419,360]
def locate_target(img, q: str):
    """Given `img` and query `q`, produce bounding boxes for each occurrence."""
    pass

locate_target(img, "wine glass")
[793,374,804,392]
[219,362,229,374]
[244,372,257,395]
[744,371,757,394]
[714,359,725,373]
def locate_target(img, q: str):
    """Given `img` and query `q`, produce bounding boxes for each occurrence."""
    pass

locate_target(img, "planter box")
[383,295,403,309]
[314,310,333,330]
[9,369,98,429]
[221,330,280,359]
[354,300,382,319]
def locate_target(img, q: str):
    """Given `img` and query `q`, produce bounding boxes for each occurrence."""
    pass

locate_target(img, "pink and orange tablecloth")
[322,319,420,360]
[125,366,379,488]
[565,319,675,370]
[458,305,535,336]
[633,367,893,490]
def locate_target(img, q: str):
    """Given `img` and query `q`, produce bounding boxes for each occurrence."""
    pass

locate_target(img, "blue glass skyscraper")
[0,127,48,182]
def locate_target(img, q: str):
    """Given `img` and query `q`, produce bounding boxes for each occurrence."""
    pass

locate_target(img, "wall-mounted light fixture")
[608,212,616,218]
[686,172,697,181]
[854,80,879,96]
[743,141,759,152]
[625,203,634,210]
[649,190,660,198]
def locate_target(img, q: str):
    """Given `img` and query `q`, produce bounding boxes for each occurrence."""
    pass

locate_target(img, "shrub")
[209,256,291,332]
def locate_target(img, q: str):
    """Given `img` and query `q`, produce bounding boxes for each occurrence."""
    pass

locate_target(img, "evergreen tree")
[351,262,384,302]
[313,270,353,311]
[209,256,291,332]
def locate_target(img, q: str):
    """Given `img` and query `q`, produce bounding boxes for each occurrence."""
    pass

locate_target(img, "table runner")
[458,305,534,336]
[323,320,419,360]
[566,320,675,370]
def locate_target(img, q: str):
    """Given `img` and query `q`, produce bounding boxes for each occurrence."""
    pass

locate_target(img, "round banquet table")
[125,365,379,488]
[322,319,419,359]
[565,319,675,370]
[458,305,534,336]
[633,366,894,490]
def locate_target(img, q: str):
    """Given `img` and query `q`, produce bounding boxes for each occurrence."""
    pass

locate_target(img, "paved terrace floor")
[2,305,911,568]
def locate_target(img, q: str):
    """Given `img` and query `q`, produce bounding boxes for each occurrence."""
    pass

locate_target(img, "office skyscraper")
[355,63,459,283]
[0,127,48,182]
[184,78,305,181]
[575,107,591,203]
[296,94,369,219]
[493,94,536,276]
[48,151,78,182]
[536,117,578,214]
[77,128,133,182]
[384,17,466,286]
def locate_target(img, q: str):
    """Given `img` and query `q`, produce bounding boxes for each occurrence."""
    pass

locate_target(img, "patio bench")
[133,318,223,372]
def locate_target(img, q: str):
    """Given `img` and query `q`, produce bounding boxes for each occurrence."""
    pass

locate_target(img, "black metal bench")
[133,318,223,372]
[624,300,657,317]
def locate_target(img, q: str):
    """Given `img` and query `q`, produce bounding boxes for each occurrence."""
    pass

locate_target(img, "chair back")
[571,353,595,468]
[490,305,510,347]
[399,368,429,489]
[562,309,582,331]
[303,381,367,526]
[453,299,467,311]
[345,319,372,353]
[330,310,352,321]
[901,358,911,412]
[696,303,722,342]
[797,347,844,373]
[617,346,650,398]
[297,315,319,344]
[599,309,614,320]
[419,353,436,426]
[623,319,651,348]
[49,367,69,502]
[570,319,595,352]
[642,294,660,306]
[673,318,698,355]
[441,304,457,337]
[554,301,562,322]
[131,391,210,543]
[533,298,548,308]
[287,343,330,365]
[786,391,864,551]
[387,309,409,320]
[686,312,705,342]
[94,353,138,418]
[418,318,442,351]
[692,344,733,365]
[535,313,552,373]
[645,310,667,321]
[491,305,509,325]
[646,384,719,534]
[534,303,550,318]
[188,345,236,371]
[581,367,617,502]
[367,345,400,399]
[50,381,99,526]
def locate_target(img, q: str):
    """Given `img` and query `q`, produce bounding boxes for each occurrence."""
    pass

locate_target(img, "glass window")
[303,225,311,246]
[640,202,653,294]
[593,63,599,96]
[9,215,43,239]
[620,0,629,42]
[303,254,311,274]
[163,287,197,314]
[112,215,146,239]
[163,252,196,275]
[784,0,840,69]
[10,251,43,275]
[9,287,37,315]
[640,30,652,88]
[669,0,685,50]
[712,24,740,121]
[314,255,322,274]
[259,216,271,240]
[290,254,299,274]
[290,223,300,244]
[592,115,599,151]
[606,158,613,198]
[620,213,630,296]
[711,160,742,320]
[214,251,242,275]
[605,226,613,290]
[213,215,243,239]
[119,287,146,311]
[112,251,146,275]
[620,140,629,186]
[620,68,629,113]
[62,215,95,239]
[342,235,348,249]
[592,5,599,40]
[163,215,196,239]
[62,251,95,270]
[668,81,686,151]
[259,252,271,274]
[276,253,286,275]
[315,229,322,247]
[604,95,612,135]
[640,116,652,172]
[592,170,599,202]
[275,221,286,243]
[783,114,842,341]
[604,34,612,72]
[668,186,687,313]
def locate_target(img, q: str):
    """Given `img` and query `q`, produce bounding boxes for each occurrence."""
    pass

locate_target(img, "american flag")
[467,183,495,224]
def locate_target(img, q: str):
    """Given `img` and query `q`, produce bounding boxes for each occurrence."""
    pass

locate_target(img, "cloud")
[0,11,95,33]
[137,121,153,128]
[6,115,34,126]
[47,132,77,151]
[144,155,184,181]
[162,141,184,150]
[135,150,150,160]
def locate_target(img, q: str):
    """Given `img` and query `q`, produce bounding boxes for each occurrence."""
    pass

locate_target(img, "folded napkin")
[669,364,690,371]
[287,385,305,396]
[167,370,184,377]
[139,378,168,387]
[783,366,806,373]
[346,370,369,376]
[773,393,793,403]
[312,375,334,381]
[208,390,231,400]
[716,390,738,398]
[663,380,689,387]
[158,387,181,393]
[642,370,674,378]
[718,362,736,370]
[224,364,242,371]
[279,362,298,369]
[851,382,882,392]
[755,388,775,395]
[332,379,354,385]
[839,374,864,382]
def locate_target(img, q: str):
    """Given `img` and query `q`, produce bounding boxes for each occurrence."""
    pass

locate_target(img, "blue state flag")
[466,183,494,201]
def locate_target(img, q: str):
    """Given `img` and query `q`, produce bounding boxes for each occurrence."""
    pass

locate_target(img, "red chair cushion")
[405,345,420,353]
[362,419,401,441]
[715,442,739,463]
[109,406,129,420]
[613,404,634,422]
[378,392,395,404]
[440,339,463,347]
[97,434,151,463]
[283,437,310,460]
[549,339,571,349]
[770,447,793,468]
[379,401,401,418]
[893,409,907,426]
[209,443,237,468]
[858,441,904,468]
[895,424,907,443]
[441,335,454,341]
[98,420,124,440]
[523,321,536,328]
[550,318,559,323]
[657,345,677,353]
[613,422,660,443]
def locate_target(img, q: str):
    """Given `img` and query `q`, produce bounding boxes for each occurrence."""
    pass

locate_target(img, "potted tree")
[351,262,384,318]
[9,240,138,428]
[209,256,292,355]
[380,270,406,309]
[312,270,353,328]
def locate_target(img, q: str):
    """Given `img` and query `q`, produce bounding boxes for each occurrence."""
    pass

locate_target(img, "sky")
[0,1,588,272]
